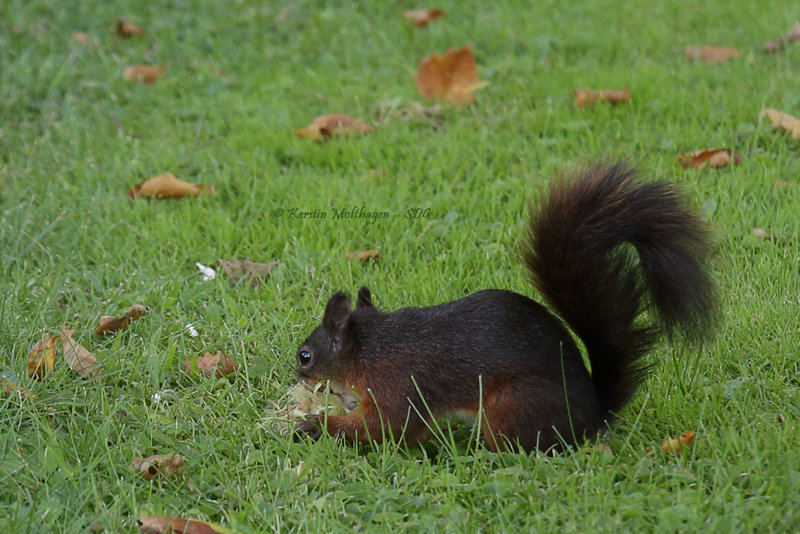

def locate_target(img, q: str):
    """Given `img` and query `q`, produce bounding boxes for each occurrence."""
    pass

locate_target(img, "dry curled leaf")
[183,351,236,378]
[760,108,800,140]
[60,328,101,378]
[138,515,231,534]
[678,148,742,169]
[128,173,213,199]
[123,64,167,84]
[95,304,147,335]
[132,454,186,480]
[763,21,800,53]
[116,18,144,37]
[661,430,696,455]
[415,43,486,106]
[27,334,59,380]
[71,31,90,43]
[215,258,277,287]
[295,114,372,141]
[574,88,631,108]
[403,9,445,28]
[346,249,381,262]
[684,46,741,63]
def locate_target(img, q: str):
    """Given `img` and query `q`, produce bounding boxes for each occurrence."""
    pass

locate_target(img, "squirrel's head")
[296,287,374,381]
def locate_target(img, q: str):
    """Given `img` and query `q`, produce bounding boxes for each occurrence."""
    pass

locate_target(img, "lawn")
[1,0,799,532]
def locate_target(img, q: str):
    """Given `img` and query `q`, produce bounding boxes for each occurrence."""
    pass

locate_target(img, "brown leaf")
[414,43,485,106]
[403,9,445,28]
[1,377,36,400]
[183,351,236,378]
[71,31,90,44]
[346,249,381,262]
[574,88,631,108]
[760,108,800,140]
[763,21,800,52]
[138,515,230,534]
[128,173,213,199]
[123,64,167,84]
[295,114,372,141]
[684,46,741,63]
[678,148,742,169]
[60,328,101,378]
[116,18,144,37]
[661,430,696,455]
[95,304,147,335]
[132,454,186,480]
[215,258,277,287]
[27,334,59,380]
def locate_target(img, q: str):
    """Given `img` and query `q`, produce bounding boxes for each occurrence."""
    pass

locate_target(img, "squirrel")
[293,162,717,453]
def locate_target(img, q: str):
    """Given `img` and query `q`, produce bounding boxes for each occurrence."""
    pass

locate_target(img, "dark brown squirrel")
[293,162,717,453]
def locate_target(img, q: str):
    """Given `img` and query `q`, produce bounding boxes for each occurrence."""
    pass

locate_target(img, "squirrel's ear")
[322,291,351,332]
[356,286,373,309]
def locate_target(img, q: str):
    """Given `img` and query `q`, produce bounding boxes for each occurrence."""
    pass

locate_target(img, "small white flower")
[196,262,216,281]
[186,323,199,337]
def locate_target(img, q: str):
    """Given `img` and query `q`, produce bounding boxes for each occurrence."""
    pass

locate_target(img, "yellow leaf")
[414,44,484,106]
[27,334,59,380]
[761,108,800,140]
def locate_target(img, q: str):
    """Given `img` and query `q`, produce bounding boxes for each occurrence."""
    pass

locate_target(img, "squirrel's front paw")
[293,416,323,442]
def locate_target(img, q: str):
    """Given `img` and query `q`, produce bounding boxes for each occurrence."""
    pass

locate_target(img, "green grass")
[2,0,800,532]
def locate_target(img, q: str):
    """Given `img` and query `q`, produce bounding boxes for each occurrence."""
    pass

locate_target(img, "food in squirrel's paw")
[291,161,717,453]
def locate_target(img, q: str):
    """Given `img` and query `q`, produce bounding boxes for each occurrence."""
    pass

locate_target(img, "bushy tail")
[524,161,716,413]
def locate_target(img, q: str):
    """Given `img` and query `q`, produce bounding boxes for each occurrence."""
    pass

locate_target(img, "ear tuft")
[356,286,373,309]
[322,291,351,332]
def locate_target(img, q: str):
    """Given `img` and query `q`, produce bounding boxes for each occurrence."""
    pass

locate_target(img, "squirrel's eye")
[298,350,312,367]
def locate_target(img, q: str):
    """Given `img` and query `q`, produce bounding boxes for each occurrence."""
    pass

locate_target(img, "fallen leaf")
[415,43,486,106]
[71,31,90,43]
[684,46,741,63]
[132,454,186,480]
[403,9,445,28]
[678,148,742,169]
[574,88,631,108]
[763,21,800,53]
[215,258,277,287]
[95,304,147,335]
[760,108,800,140]
[183,351,236,378]
[138,515,232,534]
[60,328,101,378]
[27,334,59,380]
[127,172,213,199]
[661,430,696,455]
[295,114,372,141]
[0,377,36,399]
[116,18,144,37]
[123,64,168,84]
[346,249,380,262]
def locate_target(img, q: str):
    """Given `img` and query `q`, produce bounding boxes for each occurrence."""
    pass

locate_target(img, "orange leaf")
[574,88,631,108]
[678,148,742,169]
[295,114,372,141]
[71,31,90,44]
[414,43,484,106]
[95,304,147,334]
[684,46,741,63]
[183,351,236,378]
[346,249,381,262]
[123,64,167,84]
[403,9,445,28]
[27,334,59,380]
[760,108,800,140]
[661,430,696,455]
[138,515,231,534]
[128,173,213,199]
[132,454,186,480]
[60,328,101,378]
[116,18,144,37]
